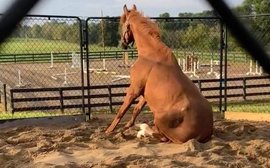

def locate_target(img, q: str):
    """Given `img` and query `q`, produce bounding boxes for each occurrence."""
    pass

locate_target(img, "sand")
[0,113,270,168]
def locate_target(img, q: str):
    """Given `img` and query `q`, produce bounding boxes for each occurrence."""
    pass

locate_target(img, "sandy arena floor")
[0,112,269,168]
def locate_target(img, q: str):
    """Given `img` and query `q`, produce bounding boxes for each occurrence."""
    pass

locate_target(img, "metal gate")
[84,16,225,118]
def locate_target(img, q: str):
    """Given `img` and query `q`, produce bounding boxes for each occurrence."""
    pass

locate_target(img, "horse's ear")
[132,4,137,11]
[123,4,128,14]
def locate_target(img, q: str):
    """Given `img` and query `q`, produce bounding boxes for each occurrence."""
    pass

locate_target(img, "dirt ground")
[0,112,269,168]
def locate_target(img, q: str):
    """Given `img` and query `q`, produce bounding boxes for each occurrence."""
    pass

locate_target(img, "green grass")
[226,100,270,113]
[0,38,122,54]
[0,38,250,64]
[0,38,80,54]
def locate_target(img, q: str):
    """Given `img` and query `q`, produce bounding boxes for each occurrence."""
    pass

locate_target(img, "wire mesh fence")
[86,17,224,112]
[0,15,84,119]
[225,14,270,113]
[0,14,269,120]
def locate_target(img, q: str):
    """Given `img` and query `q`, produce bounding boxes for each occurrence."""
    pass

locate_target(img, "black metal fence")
[0,14,269,120]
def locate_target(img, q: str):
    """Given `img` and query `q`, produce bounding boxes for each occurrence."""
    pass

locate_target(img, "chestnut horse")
[105,5,213,143]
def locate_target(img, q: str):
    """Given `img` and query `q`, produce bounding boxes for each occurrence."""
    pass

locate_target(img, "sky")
[0,0,245,17]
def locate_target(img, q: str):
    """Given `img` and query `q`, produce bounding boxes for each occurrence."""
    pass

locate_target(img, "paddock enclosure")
[0,15,270,119]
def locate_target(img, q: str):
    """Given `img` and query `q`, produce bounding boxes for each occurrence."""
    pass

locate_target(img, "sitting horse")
[105,4,213,143]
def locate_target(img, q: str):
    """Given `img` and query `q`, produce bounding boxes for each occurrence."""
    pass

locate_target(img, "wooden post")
[124,52,129,66]
[198,80,202,93]
[131,50,134,59]
[108,85,113,113]
[0,85,2,104]
[242,78,247,100]
[3,84,7,112]
[59,88,64,113]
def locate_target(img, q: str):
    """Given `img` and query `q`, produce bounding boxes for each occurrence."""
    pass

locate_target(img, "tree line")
[12,21,80,43]
[10,0,270,51]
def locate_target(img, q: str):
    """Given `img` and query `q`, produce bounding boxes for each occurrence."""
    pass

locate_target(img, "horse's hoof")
[160,136,170,143]
[105,129,113,134]
[124,122,134,129]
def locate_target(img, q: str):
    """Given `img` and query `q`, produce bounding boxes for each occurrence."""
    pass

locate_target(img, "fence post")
[0,85,2,104]
[3,84,7,112]
[108,85,113,113]
[115,51,118,59]
[59,88,64,113]
[242,78,247,100]
[198,80,202,93]
[10,88,14,113]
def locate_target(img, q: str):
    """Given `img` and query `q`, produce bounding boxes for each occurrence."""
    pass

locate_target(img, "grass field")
[0,38,80,54]
[0,38,250,62]
[0,38,120,54]
[226,100,270,113]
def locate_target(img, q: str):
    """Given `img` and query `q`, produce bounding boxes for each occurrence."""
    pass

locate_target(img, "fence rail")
[0,50,138,63]
[9,75,270,113]
[0,50,258,64]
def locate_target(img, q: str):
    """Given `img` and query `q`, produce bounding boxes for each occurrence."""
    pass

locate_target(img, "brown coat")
[105,5,213,143]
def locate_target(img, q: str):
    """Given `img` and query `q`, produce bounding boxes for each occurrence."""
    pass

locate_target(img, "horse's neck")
[132,26,171,61]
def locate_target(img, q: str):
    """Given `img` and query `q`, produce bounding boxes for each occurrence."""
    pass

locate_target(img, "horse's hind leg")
[151,125,171,142]
[125,96,146,128]
[105,86,142,134]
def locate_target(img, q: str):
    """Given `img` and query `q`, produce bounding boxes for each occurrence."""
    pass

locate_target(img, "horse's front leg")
[105,86,142,134]
[125,95,146,128]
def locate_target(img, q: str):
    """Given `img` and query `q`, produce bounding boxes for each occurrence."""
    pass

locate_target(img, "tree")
[31,24,42,38]
[103,19,119,47]
[234,0,270,48]
[65,22,80,43]
[41,22,53,40]
[180,23,219,51]
[88,22,100,45]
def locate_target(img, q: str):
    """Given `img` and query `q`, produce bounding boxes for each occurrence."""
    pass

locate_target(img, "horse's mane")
[120,10,160,39]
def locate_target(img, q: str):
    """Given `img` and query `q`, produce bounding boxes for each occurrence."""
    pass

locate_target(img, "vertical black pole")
[10,88,14,113]
[3,84,7,112]
[224,25,228,113]
[85,19,91,120]
[59,88,64,113]
[198,80,202,93]
[108,85,113,113]
[243,78,247,100]
[219,19,224,117]
[0,85,2,104]
[79,19,86,118]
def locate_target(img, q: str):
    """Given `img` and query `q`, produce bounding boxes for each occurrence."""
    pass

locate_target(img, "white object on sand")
[136,123,154,138]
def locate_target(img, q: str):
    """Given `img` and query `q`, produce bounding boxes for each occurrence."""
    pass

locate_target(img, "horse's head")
[120,4,136,49]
